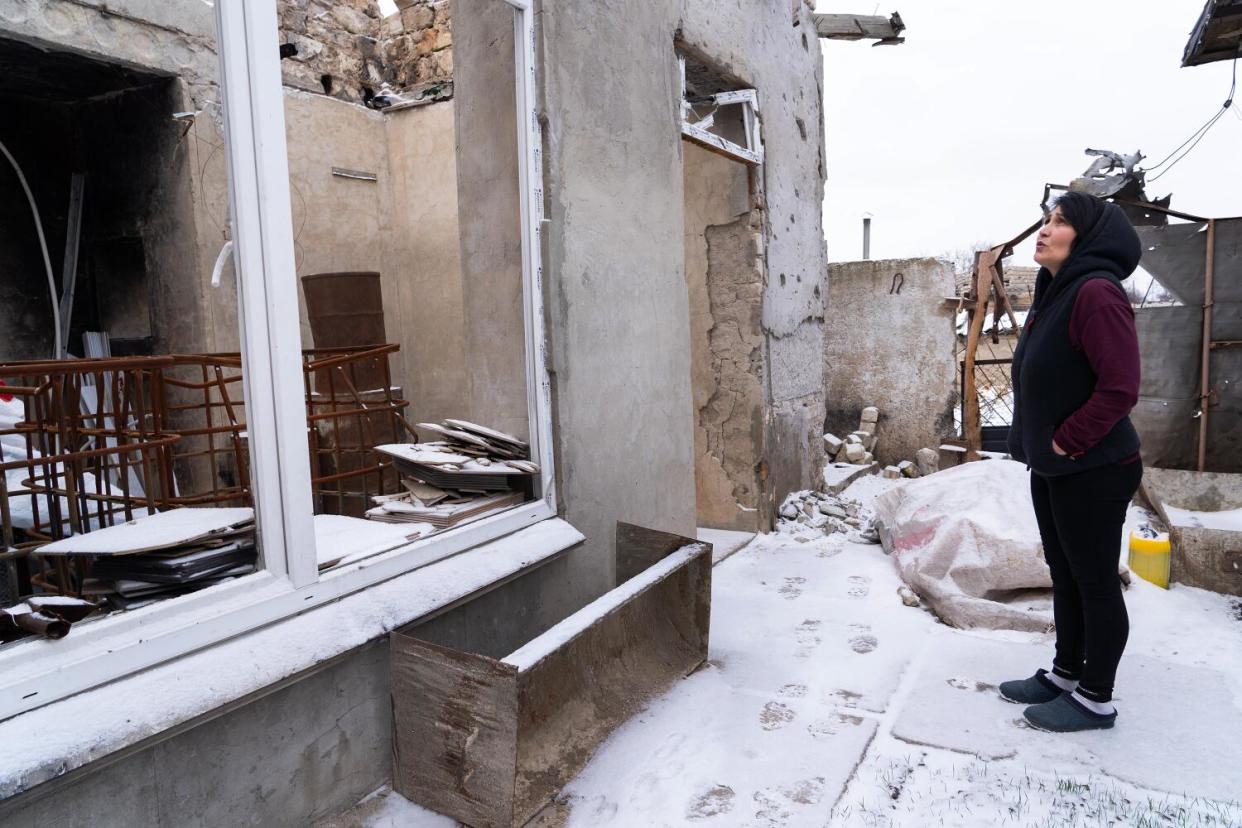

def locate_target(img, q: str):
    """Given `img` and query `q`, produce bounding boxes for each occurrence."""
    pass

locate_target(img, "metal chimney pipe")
[862,215,872,260]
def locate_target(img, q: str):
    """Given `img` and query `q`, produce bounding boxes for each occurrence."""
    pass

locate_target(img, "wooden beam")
[962,251,996,462]
[814,12,905,43]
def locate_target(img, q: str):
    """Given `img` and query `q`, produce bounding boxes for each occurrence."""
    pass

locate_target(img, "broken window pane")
[1,3,262,631]
[278,0,539,568]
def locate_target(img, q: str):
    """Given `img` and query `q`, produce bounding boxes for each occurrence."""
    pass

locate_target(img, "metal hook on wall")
[889,272,904,295]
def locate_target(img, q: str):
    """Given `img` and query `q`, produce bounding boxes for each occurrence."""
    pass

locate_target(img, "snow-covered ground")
[324,475,1242,828]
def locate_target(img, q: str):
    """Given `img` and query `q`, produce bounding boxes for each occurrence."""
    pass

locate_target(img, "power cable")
[0,138,63,359]
[1147,57,1236,183]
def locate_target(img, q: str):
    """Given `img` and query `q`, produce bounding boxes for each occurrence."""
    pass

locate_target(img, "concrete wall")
[381,101,467,423]
[824,258,958,465]
[283,89,390,351]
[453,1,528,441]
[540,0,829,591]
[1,641,393,828]
[539,0,697,601]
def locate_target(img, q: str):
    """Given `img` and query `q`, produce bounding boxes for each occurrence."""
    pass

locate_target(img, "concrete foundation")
[824,258,958,466]
[1141,467,1242,596]
[0,544,584,827]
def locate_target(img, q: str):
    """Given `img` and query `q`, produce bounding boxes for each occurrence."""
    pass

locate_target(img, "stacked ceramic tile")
[369,420,537,530]
[37,508,258,611]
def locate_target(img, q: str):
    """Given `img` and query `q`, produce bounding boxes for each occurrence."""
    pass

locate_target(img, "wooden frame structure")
[950,222,1037,460]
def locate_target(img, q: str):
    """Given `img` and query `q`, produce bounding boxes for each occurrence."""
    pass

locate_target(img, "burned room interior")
[1,0,539,632]
[0,36,197,363]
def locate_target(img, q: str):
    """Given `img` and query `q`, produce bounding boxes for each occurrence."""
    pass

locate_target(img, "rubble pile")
[776,489,880,544]
[824,405,944,482]
[823,405,881,466]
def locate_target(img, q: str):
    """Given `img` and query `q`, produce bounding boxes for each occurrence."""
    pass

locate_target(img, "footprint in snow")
[806,712,864,739]
[778,683,808,699]
[846,574,871,598]
[779,576,806,599]
[781,776,826,805]
[759,701,796,730]
[794,619,822,658]
[686,785,735,820]
[847,623,878,654]
[946,677,998,693]
[828,688,861,708]
[752,789,793,827]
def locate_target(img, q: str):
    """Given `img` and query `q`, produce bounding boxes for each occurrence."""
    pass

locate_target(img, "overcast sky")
[817,0,1242,265]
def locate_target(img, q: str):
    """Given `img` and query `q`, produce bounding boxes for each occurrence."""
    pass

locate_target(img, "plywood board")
[36,508,254,556]
[511,546,711,824]
[391,635,520,828]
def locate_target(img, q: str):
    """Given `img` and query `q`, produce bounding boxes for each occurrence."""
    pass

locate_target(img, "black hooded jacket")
[1007,202,1142,476]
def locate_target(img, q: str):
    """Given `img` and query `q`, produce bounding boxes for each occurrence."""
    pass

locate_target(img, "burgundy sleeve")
[1054,280,1140,457]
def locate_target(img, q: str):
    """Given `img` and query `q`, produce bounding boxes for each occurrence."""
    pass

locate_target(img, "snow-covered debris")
[872,459,1055,631]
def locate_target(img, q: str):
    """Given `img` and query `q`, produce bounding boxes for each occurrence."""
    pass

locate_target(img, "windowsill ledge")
[0,518,583,802]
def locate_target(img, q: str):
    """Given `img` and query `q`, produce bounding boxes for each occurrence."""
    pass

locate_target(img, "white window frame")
[678,57,764,166]
[0,0,554,722]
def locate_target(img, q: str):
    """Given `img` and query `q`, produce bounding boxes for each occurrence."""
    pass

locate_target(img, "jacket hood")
[1032,201,1142,306]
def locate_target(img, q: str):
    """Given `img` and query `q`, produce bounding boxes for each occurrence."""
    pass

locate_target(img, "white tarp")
[873,459,1054,631]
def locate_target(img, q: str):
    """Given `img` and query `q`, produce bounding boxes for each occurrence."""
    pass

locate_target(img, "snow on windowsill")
[0,518,583,801]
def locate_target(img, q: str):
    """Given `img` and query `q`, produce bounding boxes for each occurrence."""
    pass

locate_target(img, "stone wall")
[278,0,385,104]
[824,258,958,465]
[277,0,454,105]
[379,0,454,92]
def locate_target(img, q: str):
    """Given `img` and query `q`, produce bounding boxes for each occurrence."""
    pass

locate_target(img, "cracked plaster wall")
[679,2,829,517]
[684,143,764,531]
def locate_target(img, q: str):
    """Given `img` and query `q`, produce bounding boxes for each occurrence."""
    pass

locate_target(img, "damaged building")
[0,0,837,823]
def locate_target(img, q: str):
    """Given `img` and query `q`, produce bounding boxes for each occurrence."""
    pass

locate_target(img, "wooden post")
[962,250,997,461]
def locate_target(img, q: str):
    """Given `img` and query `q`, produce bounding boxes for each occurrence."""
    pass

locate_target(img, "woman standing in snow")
[1001,191,1143,732]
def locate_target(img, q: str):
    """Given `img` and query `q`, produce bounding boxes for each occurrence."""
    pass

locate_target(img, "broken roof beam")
[813,12,906,46]
[1182,0,1242,67]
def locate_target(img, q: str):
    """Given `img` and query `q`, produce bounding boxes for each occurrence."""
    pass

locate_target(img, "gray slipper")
[998,669,1063,705]
[1023,693,1116,732]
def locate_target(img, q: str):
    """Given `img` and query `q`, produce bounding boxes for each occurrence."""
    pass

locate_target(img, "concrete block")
[1141,468,1242,596]
[939,443,967,468]
[860,406,879,423]
[822,461,878,494]
[898,460,918,478]
[823,433,843,455]
[916,447,940,476]
[844,443,866,463]
[882,465,901,480]
[856,420,876,436]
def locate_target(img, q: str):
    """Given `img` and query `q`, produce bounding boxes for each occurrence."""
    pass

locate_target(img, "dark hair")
[1049,191,1105,251]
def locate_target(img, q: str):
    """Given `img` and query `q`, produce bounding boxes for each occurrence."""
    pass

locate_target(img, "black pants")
[1029,459,1142,703]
